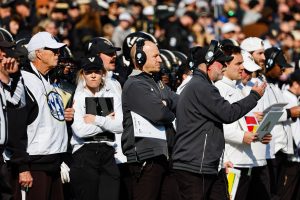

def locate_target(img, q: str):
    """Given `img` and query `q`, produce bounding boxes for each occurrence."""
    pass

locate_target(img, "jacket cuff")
[286,109,291,119]
[94,116,106,126]
[19,164,30,173]
[250,90,261,100]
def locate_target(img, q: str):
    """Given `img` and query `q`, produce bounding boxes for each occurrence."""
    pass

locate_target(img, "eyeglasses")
[44,47,60,55]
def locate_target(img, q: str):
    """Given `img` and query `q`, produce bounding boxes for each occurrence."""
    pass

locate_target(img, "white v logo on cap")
[88,42,92,50]
[88,57,95,62]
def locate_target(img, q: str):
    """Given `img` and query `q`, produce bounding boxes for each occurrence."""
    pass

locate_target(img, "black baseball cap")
[0,31,14,48]
[86,37,121,56]
[188,46,233,68]
[265,47,292,69]
[0,0,15,8]
[81,56,104,72]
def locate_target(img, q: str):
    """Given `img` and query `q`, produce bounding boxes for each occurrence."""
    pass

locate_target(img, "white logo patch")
[47,91,65,121]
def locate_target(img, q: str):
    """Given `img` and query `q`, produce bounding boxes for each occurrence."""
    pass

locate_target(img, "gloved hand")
[60,162,70,184]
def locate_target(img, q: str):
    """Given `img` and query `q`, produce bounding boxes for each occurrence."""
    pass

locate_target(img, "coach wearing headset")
[121,39,178,200]
[172,42,267,200]
[262,47,300,198]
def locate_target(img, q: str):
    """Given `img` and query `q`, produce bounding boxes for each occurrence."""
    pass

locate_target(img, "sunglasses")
[44,47,60,55]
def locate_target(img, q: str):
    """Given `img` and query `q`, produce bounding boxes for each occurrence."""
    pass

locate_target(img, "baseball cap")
[143,6,154,16]
[220,38,239,47]
[240,37,264,52]
[27,32,66,53]
[242,50,261,72]
[76,0,91,4]
[81,56,104,71]
[86,37,121,56]
[265,47,292,69]
[221,23,236,34]
[14,38,29,57]
[188,46,233,69]
[119,12,133,22]
[184,0,196,5]
[0,30,14,48]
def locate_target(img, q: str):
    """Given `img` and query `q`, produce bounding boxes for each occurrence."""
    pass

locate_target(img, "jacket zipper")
[200,133,208,173]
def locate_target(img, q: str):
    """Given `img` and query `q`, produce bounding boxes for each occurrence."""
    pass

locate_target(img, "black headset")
[188,40,220,69]
[205,40,219,65]
[188,47,196,69]
[265,48,280,70]
[135,38,147,68]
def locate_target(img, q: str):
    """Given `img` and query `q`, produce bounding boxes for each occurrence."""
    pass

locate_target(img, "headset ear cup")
[135,39,147,68]
[136,51,147,67]
[205,40,219,65]
[265,48,280,70]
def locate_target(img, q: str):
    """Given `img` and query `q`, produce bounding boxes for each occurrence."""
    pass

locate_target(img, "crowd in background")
[0,0,300,69]
[1,0,300,200]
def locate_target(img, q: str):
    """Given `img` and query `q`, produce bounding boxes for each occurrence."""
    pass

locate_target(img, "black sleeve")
[6,87,38,172]
[125,80,175,125]
[196,85,260,124]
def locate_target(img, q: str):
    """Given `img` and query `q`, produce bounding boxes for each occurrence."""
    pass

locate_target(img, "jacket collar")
[220,76,237,88]
[193,68,212,84]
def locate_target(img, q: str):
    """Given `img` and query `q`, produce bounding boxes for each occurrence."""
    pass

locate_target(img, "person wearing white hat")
[112,12,133,55]
[241,37,266,69]
[234,49,274,200]
[215,44,272,200]
[237,50,261,96]
[17,31,74,200]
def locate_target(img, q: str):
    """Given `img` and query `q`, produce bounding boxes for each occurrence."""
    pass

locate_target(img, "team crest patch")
[47,91,65,121]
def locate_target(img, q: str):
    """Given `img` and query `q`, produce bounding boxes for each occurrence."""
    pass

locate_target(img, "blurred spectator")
[164,11,197,55]
[112,12,134,54]
[101,0,120,27]
[35,0,50,21]
[242,0,263,26]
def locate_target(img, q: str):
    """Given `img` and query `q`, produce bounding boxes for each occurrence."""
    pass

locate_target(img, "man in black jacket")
[122,39,178,200]
[0,29,25,200]
[172,44,266,200]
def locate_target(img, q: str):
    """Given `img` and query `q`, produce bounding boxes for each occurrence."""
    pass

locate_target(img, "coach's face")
[142,41,162,74]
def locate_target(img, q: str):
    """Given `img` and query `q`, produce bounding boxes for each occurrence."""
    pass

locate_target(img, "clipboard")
[227,168,241,200]
[256,111,283,139]
[85,97,114,116]
[263,103,287,114]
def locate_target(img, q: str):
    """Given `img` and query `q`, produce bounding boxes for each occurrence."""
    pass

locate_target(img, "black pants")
[127,156,179,200]
[267,151,288,199]
[276,161,300,200]
[25,171,64,200]
[118,163,132,200]
[234,166,271,200]
[174,169,229,200]
[70,143,120,200]
[0,150,13,200]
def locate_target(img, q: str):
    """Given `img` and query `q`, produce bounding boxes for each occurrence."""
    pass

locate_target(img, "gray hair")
[28,50,37,62]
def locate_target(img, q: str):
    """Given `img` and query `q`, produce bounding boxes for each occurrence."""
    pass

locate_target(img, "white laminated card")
[131,111,166,140]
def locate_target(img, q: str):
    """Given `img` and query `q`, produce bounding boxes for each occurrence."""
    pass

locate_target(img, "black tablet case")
[85,97,114,116]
